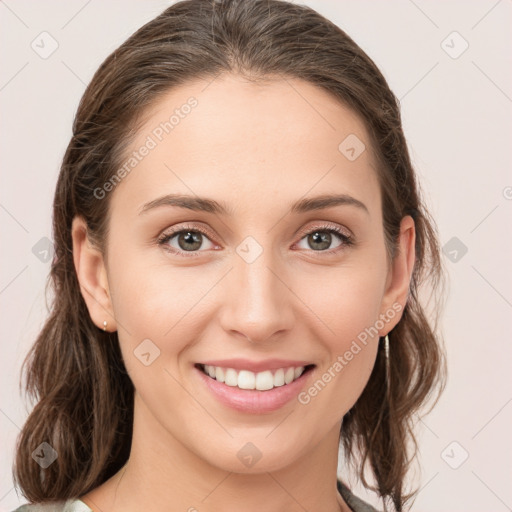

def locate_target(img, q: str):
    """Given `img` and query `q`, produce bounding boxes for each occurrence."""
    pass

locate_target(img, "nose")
[218,249,295,344]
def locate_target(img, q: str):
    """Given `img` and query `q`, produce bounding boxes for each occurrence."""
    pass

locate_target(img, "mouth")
[194,362,316,391]
[193,362,316,413]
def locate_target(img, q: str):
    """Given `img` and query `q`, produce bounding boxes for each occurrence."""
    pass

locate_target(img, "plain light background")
[1,1,511,511]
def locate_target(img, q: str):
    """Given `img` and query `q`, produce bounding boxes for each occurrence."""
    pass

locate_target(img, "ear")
[71,216,117,332]
[378,215,416,336]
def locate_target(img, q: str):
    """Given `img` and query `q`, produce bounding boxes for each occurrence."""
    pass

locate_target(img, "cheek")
[107,256,201,418]
[107,245,219,375]
[293,262,385,412]
[298,261,387,346]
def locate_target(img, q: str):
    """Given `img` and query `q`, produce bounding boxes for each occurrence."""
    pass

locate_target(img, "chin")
[197,439,298,475]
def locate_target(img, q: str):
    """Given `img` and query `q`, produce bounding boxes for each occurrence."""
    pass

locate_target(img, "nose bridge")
[220,237,293,342]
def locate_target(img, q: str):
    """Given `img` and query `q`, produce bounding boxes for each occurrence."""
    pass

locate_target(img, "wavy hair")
[13,1,447,510]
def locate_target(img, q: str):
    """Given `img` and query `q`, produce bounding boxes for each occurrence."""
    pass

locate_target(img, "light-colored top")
[12,479,381,512]
[12,500,91,512]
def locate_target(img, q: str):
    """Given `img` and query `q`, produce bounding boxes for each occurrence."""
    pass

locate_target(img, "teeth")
[202,364,308,390]
[274,368,285,386]
[238,370,256,390]
[224,368,238,387]
[256,370,273,391]
[215,367,225,383]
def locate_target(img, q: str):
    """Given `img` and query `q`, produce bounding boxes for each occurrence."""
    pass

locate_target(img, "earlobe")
[379,215,416,335]
[71,216,117,332]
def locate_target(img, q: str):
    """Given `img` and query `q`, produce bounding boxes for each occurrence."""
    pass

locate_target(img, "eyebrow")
[139,193,369,217]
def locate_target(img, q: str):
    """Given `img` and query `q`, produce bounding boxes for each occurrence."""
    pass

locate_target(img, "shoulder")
[12,499,92,512]
[337,479,382,512]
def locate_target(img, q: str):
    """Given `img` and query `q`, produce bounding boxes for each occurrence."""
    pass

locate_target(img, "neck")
[81,393,351,512]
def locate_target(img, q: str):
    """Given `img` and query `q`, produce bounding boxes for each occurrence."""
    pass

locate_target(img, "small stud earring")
[103,320,108,331]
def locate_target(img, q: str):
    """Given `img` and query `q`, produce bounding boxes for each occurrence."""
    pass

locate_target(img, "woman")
[12,1,446,511]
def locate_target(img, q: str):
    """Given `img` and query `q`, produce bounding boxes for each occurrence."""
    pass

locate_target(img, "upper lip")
[197,358,315,373]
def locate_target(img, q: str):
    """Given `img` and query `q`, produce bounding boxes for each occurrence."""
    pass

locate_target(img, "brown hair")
[13,1,447,510]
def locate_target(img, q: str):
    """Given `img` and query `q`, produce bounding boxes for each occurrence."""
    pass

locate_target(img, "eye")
[157,224,218,257]
[294,224,354,253]
[157,222,354,258]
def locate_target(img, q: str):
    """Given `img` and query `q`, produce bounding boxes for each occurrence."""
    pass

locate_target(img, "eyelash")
[156,223,354,258]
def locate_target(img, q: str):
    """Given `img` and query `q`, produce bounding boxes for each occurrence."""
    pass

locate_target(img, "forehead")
[109,73,381,220]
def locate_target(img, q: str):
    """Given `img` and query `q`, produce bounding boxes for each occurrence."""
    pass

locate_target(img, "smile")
[194,362,316,414]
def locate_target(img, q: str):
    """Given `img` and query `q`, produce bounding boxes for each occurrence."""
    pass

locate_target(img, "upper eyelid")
[158,222,218,243]
[295,222,352,239]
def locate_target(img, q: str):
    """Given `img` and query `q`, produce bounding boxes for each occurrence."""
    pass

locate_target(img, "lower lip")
[194,365,315,414]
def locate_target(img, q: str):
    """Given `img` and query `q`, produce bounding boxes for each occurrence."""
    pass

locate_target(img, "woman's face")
[74,73,414,474]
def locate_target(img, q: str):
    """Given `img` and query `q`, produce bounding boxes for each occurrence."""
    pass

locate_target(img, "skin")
[72,73,415,512]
